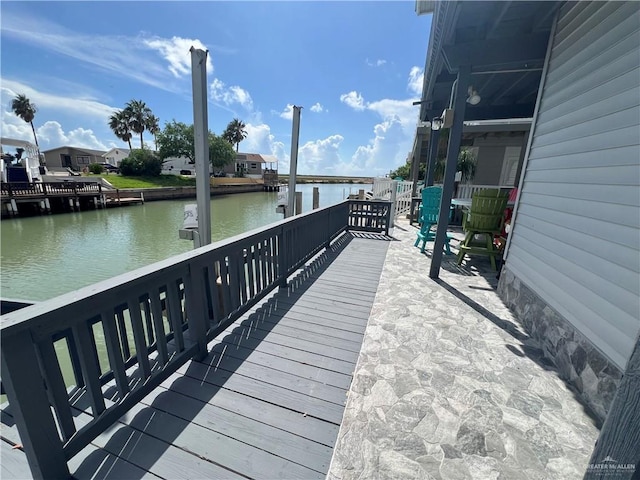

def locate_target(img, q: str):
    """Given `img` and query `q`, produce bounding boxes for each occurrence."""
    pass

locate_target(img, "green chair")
[414,186,452,254]
[457,189,509,270]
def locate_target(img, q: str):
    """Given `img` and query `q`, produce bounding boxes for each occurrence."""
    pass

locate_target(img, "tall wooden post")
[312,187,319,209]
[190,47,211,245]
[286,106,302,218]
[430,65,470,279]
[425,128,440,187]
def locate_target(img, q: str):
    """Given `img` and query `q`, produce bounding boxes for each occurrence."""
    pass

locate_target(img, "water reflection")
[0,184,370,301]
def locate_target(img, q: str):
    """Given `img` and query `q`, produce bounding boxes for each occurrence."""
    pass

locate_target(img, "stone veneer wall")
[498,266,622,422]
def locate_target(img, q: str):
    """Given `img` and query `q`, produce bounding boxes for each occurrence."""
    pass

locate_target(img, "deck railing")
[455,183,514,199]
[1,181,102,197]
[0,198,390,479]
[371,178,414,217]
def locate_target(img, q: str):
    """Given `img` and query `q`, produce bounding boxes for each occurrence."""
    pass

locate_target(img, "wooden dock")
[1,181,143,218]
[1,231,389,479]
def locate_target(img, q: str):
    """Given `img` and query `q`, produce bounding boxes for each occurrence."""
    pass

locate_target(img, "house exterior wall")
[43,147,105,170]
[472,135,525,186]
[499,1,640,419]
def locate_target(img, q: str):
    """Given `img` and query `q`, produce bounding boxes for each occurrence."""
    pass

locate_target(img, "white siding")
[507,1,640,369]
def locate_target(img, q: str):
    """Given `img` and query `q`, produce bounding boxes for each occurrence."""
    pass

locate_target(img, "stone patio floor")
[328,218,600,480]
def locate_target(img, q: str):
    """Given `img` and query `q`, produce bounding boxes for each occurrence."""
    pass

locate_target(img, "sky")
[1,1,432,176]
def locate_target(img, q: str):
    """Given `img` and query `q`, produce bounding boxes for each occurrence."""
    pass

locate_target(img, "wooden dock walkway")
[1,232,389,479]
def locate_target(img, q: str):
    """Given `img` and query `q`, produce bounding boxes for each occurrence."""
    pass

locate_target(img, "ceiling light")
[467,86,481,105]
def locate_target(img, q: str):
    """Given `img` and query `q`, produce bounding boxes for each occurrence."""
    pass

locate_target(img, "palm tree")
[124,100,152,149]
[109,110,133,149]
[11,94,40,153]
[147,114,160,150]
[223,118,248,152]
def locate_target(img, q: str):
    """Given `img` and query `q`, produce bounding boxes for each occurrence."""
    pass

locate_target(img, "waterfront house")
[415,0,639,459]
[101,148,130,167]
[43,146,107,172]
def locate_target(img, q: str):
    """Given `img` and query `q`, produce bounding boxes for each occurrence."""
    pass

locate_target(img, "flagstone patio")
[328,218,600,480]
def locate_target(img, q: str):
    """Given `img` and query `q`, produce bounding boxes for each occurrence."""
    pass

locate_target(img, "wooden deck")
[1,232,389,479]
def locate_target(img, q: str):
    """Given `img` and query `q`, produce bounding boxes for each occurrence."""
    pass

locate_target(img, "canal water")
[0,183,371,302]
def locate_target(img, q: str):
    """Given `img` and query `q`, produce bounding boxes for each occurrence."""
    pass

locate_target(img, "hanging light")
[467,86,481,105]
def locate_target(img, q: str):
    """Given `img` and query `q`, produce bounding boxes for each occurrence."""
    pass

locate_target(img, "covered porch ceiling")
[417,0,560,122]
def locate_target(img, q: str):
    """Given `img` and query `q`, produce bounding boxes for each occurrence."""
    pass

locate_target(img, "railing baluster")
[66,330,85,388]
[101,309,130,399]
[36,339,76,441]
[166,279,185,352]
[142,296,155,345]
[247,246,256,299]
[235,250,248,305]
[127,298,152,379]
[184,262,209,359]
[205,265,220,325]
[149,288,169,366]
[71,321,106,416]
[115,308,131,360]
[1,330,70,479]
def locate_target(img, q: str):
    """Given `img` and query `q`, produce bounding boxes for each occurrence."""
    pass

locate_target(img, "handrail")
[0,181,102,197]
[0,198,390,479]
[456,184,514,200]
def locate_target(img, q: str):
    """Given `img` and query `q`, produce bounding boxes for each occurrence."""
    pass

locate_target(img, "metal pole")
[286,106,302,218]
[425,128,440,187]
[411,127,428,197]
[430,65,471,279]
[190,47,211,245]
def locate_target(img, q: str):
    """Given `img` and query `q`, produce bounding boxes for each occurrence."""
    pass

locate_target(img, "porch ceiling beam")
[486,2,512,38]
[442,32,550,70]
[463,104,536,121]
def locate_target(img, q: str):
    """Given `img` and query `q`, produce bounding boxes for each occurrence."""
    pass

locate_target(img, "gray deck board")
[2,234,390,479]
[1,440,31,480]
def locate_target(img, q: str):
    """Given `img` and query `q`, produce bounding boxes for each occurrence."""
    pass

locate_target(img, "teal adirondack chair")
[457,189,509,270]
[414,186,452,254]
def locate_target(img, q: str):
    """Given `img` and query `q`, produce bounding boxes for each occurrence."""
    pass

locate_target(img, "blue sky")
[1,1,432,176]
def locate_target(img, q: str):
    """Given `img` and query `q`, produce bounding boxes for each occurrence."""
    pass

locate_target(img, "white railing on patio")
[372,178,415,217]
[456,184,515,199]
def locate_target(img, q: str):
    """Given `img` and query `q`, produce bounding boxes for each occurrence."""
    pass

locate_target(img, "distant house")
[222,153,279,179]
[43,146,106,171]
[101,148,130,167]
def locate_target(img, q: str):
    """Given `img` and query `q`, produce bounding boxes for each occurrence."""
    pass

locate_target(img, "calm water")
[0,183,370,302]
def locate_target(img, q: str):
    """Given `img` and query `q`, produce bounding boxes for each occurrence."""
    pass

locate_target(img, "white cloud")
[408,66,424,96]
[210,78,253,109]
[1,79,117,121]
[143,36,213,77]
[243,122,288,166]
[338,67,423,176]
[38,121,109,150]
[298,135,344,174]
[2,112,109,151]
[366,58,387,67]
[310,103,324,113]
[0,13,191,92]
[279,104,294,120]
[352,117,408,176]
[340,91,366,111]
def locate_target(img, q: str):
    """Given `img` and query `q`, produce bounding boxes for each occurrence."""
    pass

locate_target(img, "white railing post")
[390,181,398,227]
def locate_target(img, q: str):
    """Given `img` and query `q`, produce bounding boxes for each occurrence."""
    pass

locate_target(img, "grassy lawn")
[86,174,197,189]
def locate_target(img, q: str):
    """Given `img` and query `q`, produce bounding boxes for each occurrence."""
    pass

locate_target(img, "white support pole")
[286,106,302,218]
[190,47,211,246]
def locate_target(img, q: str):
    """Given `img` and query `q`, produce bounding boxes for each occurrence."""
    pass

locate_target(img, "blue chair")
[414,186,452,254]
